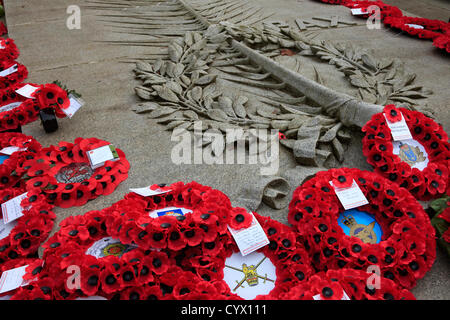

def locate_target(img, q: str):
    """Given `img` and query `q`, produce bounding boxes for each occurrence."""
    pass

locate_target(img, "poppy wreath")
[362,105,450,200]
[0,38,20,62]
[0,60,27,90]
[0,188,56,265]
[104,181,237,251]
[316,0,403,20]
[280,269,415,300]
[383,16,449,40]
[17,137,129,208]
[10,209,232,300]
[0,132,42,191]
[0,83,72,132]
[433,34,450,53]
[174,213,314,300]
[0,258,41,299]
[288,167,436,289]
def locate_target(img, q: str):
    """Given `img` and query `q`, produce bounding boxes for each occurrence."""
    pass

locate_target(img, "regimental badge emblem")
[86,237,137,259]
[55,162,94,184]
[398,142,426,166]
[340,213,377,244]
[225,257,275,291]
[157,208,184,217]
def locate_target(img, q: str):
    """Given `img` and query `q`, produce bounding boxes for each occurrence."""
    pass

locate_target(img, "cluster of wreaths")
[288,168,436,289]
[0,31,79,133]
[15,137,130,208]
[3,179,423,300]
[7,207,235,300]
[315,0,450,53]
[0,188,55,266]
[362,105,450,200]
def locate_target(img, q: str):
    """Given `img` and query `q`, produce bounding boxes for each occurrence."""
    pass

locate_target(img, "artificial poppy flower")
[228,207,252,229]
[384,105,402,123]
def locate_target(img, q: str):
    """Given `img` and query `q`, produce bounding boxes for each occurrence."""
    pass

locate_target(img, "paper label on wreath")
[61,95,84,119]
[87,145,119,169]
[392,139,429,171]
[15,84,39,99]
[223,251,276,300]
[1,193,28,224]
[0,219,17,241]
[0,146,27,155]
[0,265,30,294]
[313,290,351,300]
[76,296,108,300]
[0,64,18,78]
[0,102,23,113]
[330,180,369,210]
[228,212,269,256]
[130,186,172,197]
[351,8,368,15]
[0,155,9,165]
[86,237,137,258]
[405,24,424,29]
[149,206,192,218]
[383,113,413,141]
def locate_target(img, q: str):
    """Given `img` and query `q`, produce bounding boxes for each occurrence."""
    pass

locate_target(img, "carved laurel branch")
[133,26,350,167]
[221,21,433,112]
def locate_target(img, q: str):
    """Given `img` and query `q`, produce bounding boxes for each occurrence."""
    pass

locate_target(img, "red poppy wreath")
[104,181,237,251]
[9,209,232,300]
[288,167,436,289]
[0,83,74,132]
[17,137,129,208]
[429,187,450,258]
[0,132,42,191]
[0,188,55,265]
[0,60,27,90]
[175,213,314,300]
[383,16,449,40]
[362,105,450,200]
[280,268,415,300]
[0,38,20,62]
[433,34,450,53]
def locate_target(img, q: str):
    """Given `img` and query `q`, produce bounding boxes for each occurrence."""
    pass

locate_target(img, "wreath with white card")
[0,132,42,190]
[288,167,436,289]
[362,105,450,200]
[0,188,55,265]
[16,137,129,208]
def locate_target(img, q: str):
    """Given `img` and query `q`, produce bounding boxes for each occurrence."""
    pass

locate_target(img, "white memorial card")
[61,95,84,118]
[0,64,18,77]
[228,212,269,256]
[0,265,29,294]
[384,113,413,141]
[130,186,172,197]
[87,145,119,169]
[1,193,28,224]
[0,146,27,156]
[16,84,40,99]
[330,180,369,210]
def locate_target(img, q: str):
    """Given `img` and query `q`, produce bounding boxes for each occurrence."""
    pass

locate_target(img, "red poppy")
[228,207,252,229]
